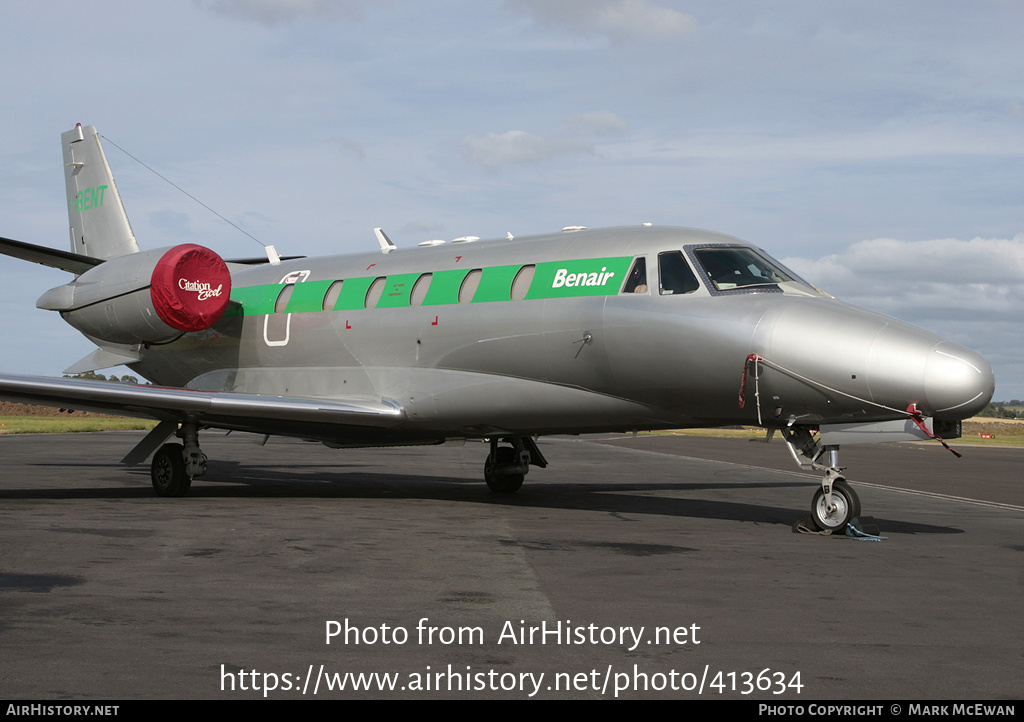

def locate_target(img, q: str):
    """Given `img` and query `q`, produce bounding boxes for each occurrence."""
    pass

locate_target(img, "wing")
[0,373,406,463]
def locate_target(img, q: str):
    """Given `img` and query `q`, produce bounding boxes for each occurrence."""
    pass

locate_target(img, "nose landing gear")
[781,427,862,532]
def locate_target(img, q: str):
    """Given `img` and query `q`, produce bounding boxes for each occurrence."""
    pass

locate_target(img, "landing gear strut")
[781,427,861,532]
[483,436,547,494]
[150,421,206,497]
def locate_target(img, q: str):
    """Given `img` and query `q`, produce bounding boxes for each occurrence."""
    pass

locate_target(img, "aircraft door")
[264,270,310,346]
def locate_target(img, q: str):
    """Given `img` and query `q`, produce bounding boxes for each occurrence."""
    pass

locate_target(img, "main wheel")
[810,479,860,532]
[484,446,524,494]
[151,443,192,497]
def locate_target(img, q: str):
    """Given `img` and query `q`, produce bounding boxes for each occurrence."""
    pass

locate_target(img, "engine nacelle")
[37,244,232,345]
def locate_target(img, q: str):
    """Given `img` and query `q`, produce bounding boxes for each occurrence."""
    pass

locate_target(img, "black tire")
[810,479,860,532]
[484,446,524,494]
[151,443,192,498]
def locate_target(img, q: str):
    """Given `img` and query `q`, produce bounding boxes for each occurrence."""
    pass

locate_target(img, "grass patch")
[648,427,767,439]
[959,419,1024,447]
[0,416,159,434]
[955,436,1024,448]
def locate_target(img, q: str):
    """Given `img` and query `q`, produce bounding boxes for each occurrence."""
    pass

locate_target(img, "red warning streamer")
[906,404,962,458]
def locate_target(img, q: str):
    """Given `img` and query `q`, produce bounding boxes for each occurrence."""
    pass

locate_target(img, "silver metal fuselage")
[128,225,994,446]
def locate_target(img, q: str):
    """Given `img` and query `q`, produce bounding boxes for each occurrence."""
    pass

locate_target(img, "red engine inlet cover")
[150,244,232,333]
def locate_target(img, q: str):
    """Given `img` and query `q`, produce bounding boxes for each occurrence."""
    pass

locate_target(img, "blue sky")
[1,0,1022,400]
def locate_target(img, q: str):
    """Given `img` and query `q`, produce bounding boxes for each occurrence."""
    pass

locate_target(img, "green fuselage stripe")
[471,264,522,303]
[330,276,376,311]
[376,272,420,308]
[227,256,633,317]
[285,280,332,313]
[421,269,466,306]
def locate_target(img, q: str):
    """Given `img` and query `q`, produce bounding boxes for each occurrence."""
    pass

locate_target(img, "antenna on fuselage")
[374,228,397,254]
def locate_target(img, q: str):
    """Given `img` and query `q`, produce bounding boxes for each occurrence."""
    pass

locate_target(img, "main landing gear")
[150,421,206,497]
[781,427,862,532]
[147,427,551,497]
[483,436,547,494]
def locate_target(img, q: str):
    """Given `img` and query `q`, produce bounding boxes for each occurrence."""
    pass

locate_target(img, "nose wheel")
[781,427,863,533]
[811,477,861,532]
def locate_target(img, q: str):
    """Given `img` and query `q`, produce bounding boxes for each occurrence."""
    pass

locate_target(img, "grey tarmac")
[0,431,1020,699]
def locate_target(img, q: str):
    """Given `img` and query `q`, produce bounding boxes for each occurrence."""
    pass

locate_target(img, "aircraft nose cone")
[924,342,994,420]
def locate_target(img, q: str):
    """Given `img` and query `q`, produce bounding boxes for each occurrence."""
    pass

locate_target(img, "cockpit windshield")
[692,246,796,292]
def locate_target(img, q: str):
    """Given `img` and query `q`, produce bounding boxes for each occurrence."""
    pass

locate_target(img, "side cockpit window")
[622,257,648,293]
[658,251,699,295]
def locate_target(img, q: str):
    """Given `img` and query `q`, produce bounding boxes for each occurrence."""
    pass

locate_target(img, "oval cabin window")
[322,280,344,311]
[459,269,482,304]
[365,277,386,309]
[274,284,295,313]
[510,265,535,301]
[410,274,432,307]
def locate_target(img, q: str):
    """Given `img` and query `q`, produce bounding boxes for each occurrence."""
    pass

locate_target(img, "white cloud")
[564,110,629,137]
[504,0,698,43]
[461,130,593,170]
[194,0,364,26]
[783,236,1024,304]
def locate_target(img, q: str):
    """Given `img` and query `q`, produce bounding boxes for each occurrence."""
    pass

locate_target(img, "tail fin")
[62,124,140,260]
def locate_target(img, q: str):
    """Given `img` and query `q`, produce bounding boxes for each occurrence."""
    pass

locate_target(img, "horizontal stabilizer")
[0,236,103,274]
[63,346,144,375]
[225,255,306,266]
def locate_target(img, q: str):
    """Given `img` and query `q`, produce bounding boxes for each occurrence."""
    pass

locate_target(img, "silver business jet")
[0,125,995,532]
